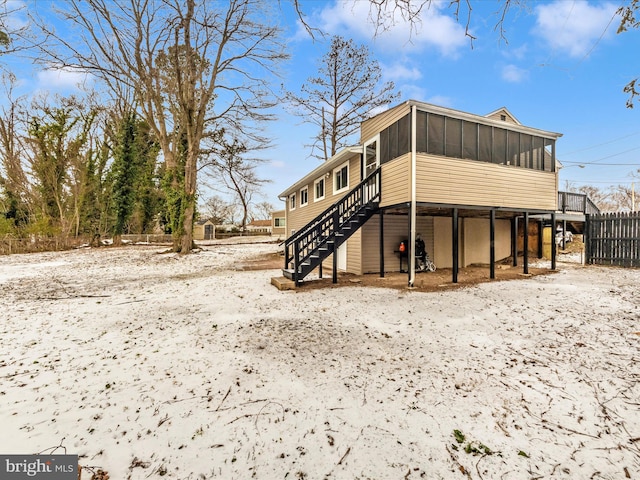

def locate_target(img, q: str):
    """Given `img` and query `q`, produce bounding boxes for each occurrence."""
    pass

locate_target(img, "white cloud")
[271,160,286,169]
[36,67,89,90]
[534,1,618,58]
[316,1,468,56]
[424,94,454,108]
[502,44,528,61]
[383,62,422,82]
[502,64,528,83]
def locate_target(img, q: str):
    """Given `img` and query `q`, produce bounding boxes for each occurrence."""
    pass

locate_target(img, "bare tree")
[0,73,31,228]
[0,0,32,57]
[201,195,234,225]
[285,35,399,162]
[254,201,274,220]
[215,140,269,232]
[617,2,640,108]
[32,0,287,252]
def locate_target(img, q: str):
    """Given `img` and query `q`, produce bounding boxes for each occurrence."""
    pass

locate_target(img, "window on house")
[379,114,411,164]
[274,218,285,227]
[427,113,445,156]
[500,114,507,121]
[462,121,478,161]
[414,107,556,172]
[314,177,325,201]
[364,138,378,177]
[493,127,507,165]
[507,130,520,166]
[445,118,462,158]
[300,187,308,207]
[289,193,296,210]
[478,124,492,163]
[334,163,349,193]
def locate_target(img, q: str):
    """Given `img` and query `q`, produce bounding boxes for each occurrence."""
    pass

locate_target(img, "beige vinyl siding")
[433,217,511,268]
[433,216,460,268]
[380,154,410,207]
[361,103,411,143]
[285,154,361,236]
[346,230,362,274]
[485,110,518,125]
[415,154,557,210]
[359,214,434,273]
[271,209,286,237]
[462,218,511,264]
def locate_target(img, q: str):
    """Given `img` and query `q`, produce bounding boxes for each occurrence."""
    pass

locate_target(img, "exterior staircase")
[283,167,381,285]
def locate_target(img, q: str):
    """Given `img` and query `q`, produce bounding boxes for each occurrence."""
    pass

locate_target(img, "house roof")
[280,101,563,199]
[363,100,562,140]
[248,219,271,227]
[278,145,363,198]
[484,107,522,125]
[195,218,214,225]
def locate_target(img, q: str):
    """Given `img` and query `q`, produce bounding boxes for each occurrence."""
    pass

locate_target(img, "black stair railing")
[284,167,381,283]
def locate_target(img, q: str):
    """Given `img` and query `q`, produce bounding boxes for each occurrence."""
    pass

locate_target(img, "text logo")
[0,455,78,479]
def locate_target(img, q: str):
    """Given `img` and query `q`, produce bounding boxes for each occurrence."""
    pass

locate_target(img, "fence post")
[584,213,590,265]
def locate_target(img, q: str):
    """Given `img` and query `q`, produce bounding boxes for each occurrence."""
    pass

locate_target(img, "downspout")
[409,105,417,287]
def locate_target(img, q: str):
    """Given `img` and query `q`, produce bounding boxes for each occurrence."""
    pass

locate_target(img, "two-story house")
[279,100,563,286]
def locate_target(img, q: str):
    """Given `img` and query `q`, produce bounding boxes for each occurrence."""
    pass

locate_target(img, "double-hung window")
[314,177,325,201]
[300,187,308,207]
[334,163,349,194]
[289,193,296,210]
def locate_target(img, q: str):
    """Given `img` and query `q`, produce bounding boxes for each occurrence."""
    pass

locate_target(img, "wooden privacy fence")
[586,212,640,267]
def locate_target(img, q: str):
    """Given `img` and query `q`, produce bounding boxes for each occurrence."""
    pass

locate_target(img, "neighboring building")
[271,210,286,237]
[279,100,565,285]
[193,219,215,240]
[246,219,272,234]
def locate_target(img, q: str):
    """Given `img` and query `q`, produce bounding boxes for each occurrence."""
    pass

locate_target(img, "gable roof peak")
[484,107,521,125]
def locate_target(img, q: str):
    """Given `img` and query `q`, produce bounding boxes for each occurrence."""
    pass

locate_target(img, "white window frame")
[363,135,380,179]
[300,186,308,207]
[314,177,325,202]
[334,162,349,195]
[289,193,296,211]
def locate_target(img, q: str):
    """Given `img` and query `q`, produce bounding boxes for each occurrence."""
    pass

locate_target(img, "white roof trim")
[365,100,562,139]
[485,107,522,125]
[278,146,362,198]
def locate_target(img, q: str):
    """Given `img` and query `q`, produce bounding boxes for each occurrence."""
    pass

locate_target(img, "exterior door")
[337,243,347,271]
[363,137,379,202]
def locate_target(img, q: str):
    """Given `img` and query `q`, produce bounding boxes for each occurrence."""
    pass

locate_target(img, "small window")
[289,193,296,210]
[274,218,285,227]
[500,114,506,121]
[334,162,349,193]
[300,187,308,207]
[314,177,325,201]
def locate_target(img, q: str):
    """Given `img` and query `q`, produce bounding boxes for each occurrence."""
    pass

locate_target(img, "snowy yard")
[0,241,639,479]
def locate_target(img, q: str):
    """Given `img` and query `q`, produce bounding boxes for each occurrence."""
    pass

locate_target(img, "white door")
[363,137,379,201]
[337,243,347,271]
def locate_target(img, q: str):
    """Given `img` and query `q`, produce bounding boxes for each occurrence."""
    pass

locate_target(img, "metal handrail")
[285,167,381,280]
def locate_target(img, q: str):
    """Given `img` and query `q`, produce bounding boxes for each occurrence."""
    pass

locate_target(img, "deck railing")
[558,191,600,215]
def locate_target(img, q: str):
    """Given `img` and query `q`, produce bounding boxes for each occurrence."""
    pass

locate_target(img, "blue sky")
[3,0,640,211]
[263,0,640,207]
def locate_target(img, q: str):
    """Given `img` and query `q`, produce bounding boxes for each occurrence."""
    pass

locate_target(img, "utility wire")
[561,130,640,156]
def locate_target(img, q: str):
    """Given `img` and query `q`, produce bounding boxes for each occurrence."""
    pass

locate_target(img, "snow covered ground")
[0,240,639,479]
